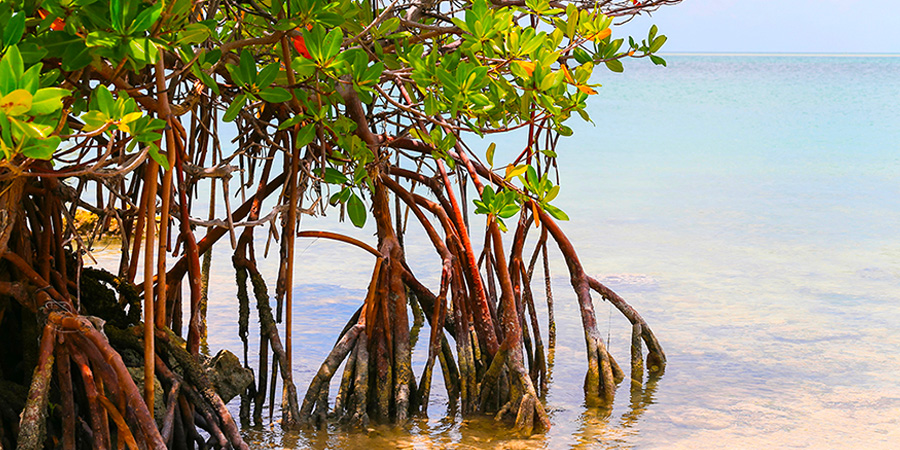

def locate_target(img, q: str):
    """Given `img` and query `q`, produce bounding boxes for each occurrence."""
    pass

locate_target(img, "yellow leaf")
[562,65,575,84]
[577,84,598,95]
[513,60,535,76]
[0,89,33,116]
[531,201,541,228]
[120,112,142,124]
[505,164,528,180]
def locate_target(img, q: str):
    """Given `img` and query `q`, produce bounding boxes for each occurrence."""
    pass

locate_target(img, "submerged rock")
[205,349,253,404]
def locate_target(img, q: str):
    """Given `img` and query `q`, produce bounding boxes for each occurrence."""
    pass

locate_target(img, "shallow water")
[92,54,900,448]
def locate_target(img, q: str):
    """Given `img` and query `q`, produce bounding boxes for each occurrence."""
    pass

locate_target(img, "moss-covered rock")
[205,350,252,404]
[127,367,165,428]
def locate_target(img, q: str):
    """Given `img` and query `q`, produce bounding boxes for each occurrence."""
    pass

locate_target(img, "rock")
[127,367,165,428]
[205,349,253,404]
[119,348,142,367]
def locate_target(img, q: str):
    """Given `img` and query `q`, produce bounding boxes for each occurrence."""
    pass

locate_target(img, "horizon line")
[660,52,900,58]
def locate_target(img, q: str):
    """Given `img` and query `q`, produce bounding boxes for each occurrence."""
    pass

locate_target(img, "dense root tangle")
[293,140,667,434]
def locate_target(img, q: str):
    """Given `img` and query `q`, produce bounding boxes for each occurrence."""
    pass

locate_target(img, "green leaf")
[329,190,342,205]
[321,28,343,60]
[486,142,496,167]
[224,64,244,86]
[278,113,303,130]
[177,23,210,45]
[274,18,303,31]
[499,203,520,219]
[81,110,110,131]
[86,31,119,48]
[18,43,48,65]
[3,12,26,47]
[135,131,161,142]
[110,0,125,32]
[10,117,51,138]
[127,38,158,66]
[0,45,24,92]
[257,63,280,89]
[0,65,13,97]
[61,42,92,72]
[605,59,624,73]
[0,112,11,147]
[238,50,256,85]
[204,49,221,67]
[190,64,219,95]
[649,55,667,67]
[360,62,384,86]
[525,165,538,190]
[259,87,292,103]
[347,192,366,228]
[338,187,352,203]
[129,2,162,34]
[649,35,667,53]
[291,56,316,80]
[95,86,115,116]
[473,200,489,215]
[544,185,559,202]
[29,88,69,115]
[20,64,41,95]
[543,204,569,221]
[148,143,170,170]
[295,123,315,148]
[222,94,246,122]
[322,167,348,184]
[573,48,592,65]
[116,111,142,133]
[481,185,495,204]
[21,136,61,160]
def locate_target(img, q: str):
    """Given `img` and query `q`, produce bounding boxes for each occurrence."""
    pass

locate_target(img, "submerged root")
[513,393,549,436]
[299,324,363,426]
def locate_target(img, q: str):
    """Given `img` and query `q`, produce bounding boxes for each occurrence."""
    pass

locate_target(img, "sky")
[616,0,900,54]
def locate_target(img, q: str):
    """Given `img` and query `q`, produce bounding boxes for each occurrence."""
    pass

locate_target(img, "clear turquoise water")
[94,55,900,448]
[546,54,900,448]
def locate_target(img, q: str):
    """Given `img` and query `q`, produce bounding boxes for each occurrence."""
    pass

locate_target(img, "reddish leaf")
[292,35,312,59]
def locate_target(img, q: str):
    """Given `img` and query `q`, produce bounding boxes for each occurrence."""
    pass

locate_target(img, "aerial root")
[587,276,666,374]
[17,322,56,450]
[333,337,358,418]
[631,322,644,385]
[478,347,509,410]
[299,324,363,426]
[349,332,370,427]
[234,255,302,426]
[515,395,533,434]
[609,351,625,385]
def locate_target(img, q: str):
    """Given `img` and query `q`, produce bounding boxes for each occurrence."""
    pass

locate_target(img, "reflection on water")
[91,55,900,448]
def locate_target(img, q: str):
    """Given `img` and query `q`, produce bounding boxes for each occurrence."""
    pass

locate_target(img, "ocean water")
[545,54,900,448]
[94,54,900,448]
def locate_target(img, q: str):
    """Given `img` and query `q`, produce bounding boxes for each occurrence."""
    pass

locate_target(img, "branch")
[296,230,381,258]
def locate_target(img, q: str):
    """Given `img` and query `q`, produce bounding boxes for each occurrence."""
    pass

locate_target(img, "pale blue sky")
[617,0,900,54]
